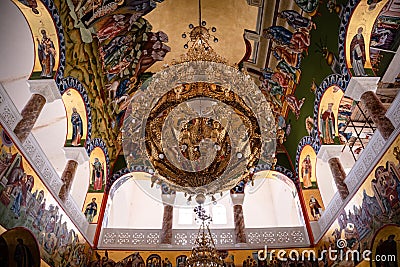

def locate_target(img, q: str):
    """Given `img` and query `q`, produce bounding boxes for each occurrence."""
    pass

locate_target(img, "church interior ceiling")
[1,0,400,262]
[11,0,400,173]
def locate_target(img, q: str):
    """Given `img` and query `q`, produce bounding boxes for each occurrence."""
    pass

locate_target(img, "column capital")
[27,79,61,103]
[317,145,343,163]
[345,77,380,101]
[62,147,89,165]
[161,193,176,206]
[230,193,245,206]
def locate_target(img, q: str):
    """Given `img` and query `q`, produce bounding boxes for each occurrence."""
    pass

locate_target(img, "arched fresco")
[82,142,108,224]
[318,85,344,145]
[345,0,389,76]
[11,0,60,80]
[62,88,88,147]
[298,145,325,221]
[0,227,41,267]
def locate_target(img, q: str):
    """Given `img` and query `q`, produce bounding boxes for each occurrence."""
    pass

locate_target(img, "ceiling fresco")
[12,0,398,164]
[5,0,400,254]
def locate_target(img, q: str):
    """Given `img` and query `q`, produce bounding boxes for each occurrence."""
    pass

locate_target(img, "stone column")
[231,193,246,244]
[328,157,349,199]
[13,80,61,143]
[346,77,394,140]
[160,205,174,244]
[318,145,349,200]
[58,147,89,202]
[360,91,394,140]
[160,193,176,244]
[14,94,45,142]
[59,159,78,202]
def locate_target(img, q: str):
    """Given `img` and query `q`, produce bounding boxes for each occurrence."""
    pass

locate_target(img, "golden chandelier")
[122,0,276,206]
[186,206,224,267]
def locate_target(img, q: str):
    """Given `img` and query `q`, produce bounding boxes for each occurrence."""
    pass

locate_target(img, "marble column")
[328,157,349,199]
[346,77,394,140]
[160,193,176,244]
[13,80,61,143]
[14,94,46,143]
[59,147,89,202]
[360,91,394,140]
[59,159,78,202]
[318,145,349,200]
[160,205,174,244]
[231,193,246,244]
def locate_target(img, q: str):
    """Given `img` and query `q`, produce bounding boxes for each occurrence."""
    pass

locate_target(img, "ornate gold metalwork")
[186,206,224,267]
[145,82,261,189]
[172,26,228,65]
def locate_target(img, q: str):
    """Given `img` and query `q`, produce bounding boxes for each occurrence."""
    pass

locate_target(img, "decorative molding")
[23,134,63,193]
[317,145,344,163]
[27,79,61,103]
[230,193,245,206]
[62,146,89,165]
[65,194,89,233]
[316,193,343,235]
[386,89,400,128]
[344,131,385,193]
[345,77,381,101]
[99,226,309,249]
[0,84,23,131]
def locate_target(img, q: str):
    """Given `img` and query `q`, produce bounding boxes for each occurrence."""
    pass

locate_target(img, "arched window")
[212,204,227,225]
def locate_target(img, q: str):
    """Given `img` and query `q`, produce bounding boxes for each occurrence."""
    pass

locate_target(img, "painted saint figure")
[37,30,56,78]
[350,27,367,76]
[84,198,97,223]
[18,0,39,14]
[320,102,336,144]
[91,158,104,191]
[301,155,312,188]
[309,196,322,220]
[71,107,83,146]
[14,238,34,267]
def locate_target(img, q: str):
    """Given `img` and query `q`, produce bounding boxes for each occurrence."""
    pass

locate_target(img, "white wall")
[107,175,164,229]
[315,159,337,206]
[243,176,303,228]
[0,0,34,82]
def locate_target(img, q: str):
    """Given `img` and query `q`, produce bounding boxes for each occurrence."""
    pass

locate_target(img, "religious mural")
[261,8,314,120]
[316,134,400,266]
[0,127,91,266]
[337,96,355,144]
[298,145,325,221]
[345,0,389,77]
[81,146,107,224]
[318,85,343,145]
[370,0,400,76]
[259,7,316,147]
[88,147,106,193]
[62,88,88,147]
[0,227,41,267]
[11,0,60,79]
[371,225,400,267]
